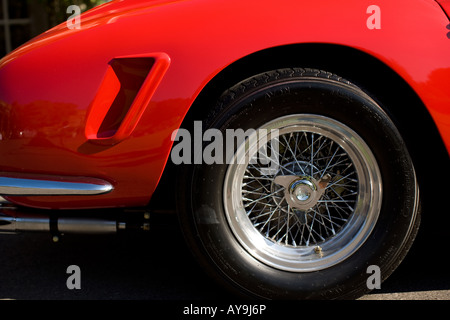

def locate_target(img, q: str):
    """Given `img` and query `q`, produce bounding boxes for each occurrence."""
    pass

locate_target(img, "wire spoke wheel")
[224,114,382,272]
[179,68,421,299]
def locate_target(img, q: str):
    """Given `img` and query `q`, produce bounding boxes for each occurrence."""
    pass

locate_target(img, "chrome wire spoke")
[241,129,358,247]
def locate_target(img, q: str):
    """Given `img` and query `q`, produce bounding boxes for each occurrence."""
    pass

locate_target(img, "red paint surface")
[0,0,449,209]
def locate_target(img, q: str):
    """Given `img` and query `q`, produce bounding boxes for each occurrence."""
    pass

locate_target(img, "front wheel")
[177,68,420,299]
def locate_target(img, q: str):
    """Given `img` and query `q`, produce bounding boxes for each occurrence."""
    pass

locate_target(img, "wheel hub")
[275,174,331,211]
[293,180,313,201]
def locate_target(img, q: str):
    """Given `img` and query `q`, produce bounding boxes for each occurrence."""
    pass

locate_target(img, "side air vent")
[85,52,170,145]
[97,58,155,138]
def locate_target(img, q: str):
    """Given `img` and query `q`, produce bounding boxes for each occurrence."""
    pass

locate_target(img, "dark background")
[0,0,108,57]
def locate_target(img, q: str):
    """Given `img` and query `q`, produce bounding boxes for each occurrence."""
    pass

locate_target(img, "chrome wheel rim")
[223,114,382,272]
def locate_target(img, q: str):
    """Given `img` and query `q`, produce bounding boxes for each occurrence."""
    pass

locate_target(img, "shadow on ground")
[0,207,448,300]
[0,213,232,300]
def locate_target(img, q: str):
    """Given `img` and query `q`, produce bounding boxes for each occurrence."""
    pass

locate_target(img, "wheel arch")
[154,43,448,212]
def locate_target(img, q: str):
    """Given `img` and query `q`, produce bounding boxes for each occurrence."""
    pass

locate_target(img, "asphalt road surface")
[0,211,449,301]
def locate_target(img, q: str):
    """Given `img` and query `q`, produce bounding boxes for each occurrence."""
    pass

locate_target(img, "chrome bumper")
[0,174,113,196]
[0,176,156,236]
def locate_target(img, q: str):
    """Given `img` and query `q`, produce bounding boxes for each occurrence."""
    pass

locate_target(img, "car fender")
[0,0,448,209]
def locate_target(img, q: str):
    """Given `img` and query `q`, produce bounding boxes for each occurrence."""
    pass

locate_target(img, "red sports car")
[1,0,450,299]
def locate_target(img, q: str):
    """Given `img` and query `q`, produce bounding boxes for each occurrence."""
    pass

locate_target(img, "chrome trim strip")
[0,176,113,196]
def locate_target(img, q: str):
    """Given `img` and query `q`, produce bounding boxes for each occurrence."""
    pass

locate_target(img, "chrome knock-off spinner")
[274,174,331,211]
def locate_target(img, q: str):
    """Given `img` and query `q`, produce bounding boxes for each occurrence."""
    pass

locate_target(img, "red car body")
[0,0,449,210]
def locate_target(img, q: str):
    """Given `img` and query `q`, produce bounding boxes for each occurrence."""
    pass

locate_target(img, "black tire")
[176,68,420,299]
